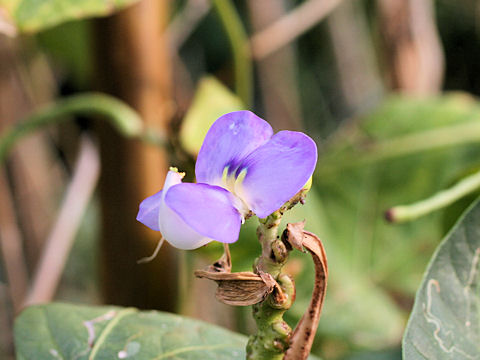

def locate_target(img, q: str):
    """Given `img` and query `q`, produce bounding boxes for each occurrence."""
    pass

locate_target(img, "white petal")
[158,170,213,249]
[159,201,212,250]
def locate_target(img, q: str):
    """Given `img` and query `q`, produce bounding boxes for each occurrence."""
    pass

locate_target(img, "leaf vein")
[151,343,236,359]
[88,308,137,360]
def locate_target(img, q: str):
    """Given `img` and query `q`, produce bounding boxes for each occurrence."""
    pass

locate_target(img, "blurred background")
[2,0,480,359]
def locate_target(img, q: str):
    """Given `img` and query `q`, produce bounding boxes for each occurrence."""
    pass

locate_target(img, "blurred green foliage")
[0,0,140,33]
[38,20,93,89]
[311,94,480,355]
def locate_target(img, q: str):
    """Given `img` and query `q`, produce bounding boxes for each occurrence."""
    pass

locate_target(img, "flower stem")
[211,0,253,107]
[386,168,480,223]
[247,210,294,360]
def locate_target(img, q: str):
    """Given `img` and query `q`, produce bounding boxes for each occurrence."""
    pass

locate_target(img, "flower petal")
[195,111,273,186]
[159,201,212,250]
[234,131,317,218]
[136,170,185,231]
[136,190,162,231]
[164,183,242,248]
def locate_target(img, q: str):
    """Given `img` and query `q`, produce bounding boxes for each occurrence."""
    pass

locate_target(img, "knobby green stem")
[247,190,308,359]
[0,92,166,165]
[247,211,294,360]
[248,273,295,359]
[387,168,480,223]
[211,0,253,107]
[255,211,288,278]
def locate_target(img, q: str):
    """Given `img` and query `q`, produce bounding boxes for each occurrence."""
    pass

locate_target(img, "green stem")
[0,92,165,165]
[246,189,310,359]
[212,0,253,107]
[247,273,294,360]
[387,168,480,223]
[247,211,294,360]
[255,211,286,277]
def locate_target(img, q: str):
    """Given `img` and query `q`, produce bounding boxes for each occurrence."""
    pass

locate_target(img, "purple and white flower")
[136,111,317,250]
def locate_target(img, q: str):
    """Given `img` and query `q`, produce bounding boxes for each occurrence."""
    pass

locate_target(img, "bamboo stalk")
[247,0,302,131]
[93,0,178,310]
[377,0,444,94]
[250,0,343,60]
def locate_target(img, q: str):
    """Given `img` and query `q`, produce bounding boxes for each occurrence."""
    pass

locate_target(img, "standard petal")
[234,131,317,218]
[163,183,242,248]
[136,190,162,231]
[195,111,273,186]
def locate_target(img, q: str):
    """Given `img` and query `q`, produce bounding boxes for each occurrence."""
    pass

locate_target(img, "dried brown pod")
[195,243,281,306]
[283,222,328,360]
[194,269,278,306]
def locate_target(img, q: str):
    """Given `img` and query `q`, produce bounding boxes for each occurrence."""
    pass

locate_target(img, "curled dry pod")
[283,222,328,360]
[194,269,278,306]
[194,243,281,306]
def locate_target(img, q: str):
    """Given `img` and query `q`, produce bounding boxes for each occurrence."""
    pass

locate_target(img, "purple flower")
[136,111,317,250]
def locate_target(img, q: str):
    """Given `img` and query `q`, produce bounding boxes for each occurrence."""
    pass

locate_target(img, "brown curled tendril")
[282,222,328,360]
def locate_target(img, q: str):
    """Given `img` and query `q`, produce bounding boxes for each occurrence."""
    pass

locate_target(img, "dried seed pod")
[195,269,279,306]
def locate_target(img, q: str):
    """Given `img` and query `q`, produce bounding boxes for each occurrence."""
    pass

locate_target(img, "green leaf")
[402,198,480,359]
[14,303,247,360]
[179,76,245,157]
[14,302,322,359]
[0,0,140,35]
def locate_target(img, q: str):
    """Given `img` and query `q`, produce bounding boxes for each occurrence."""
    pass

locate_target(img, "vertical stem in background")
[25,136,100,306]
[327,1,383,113]
[211,0,253,107]
[0,36,59,273]
[247,0,302,131]
[93,0,178,310]
[0,171,28,313]
[0,284,13,358]
[377,0,444,95]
